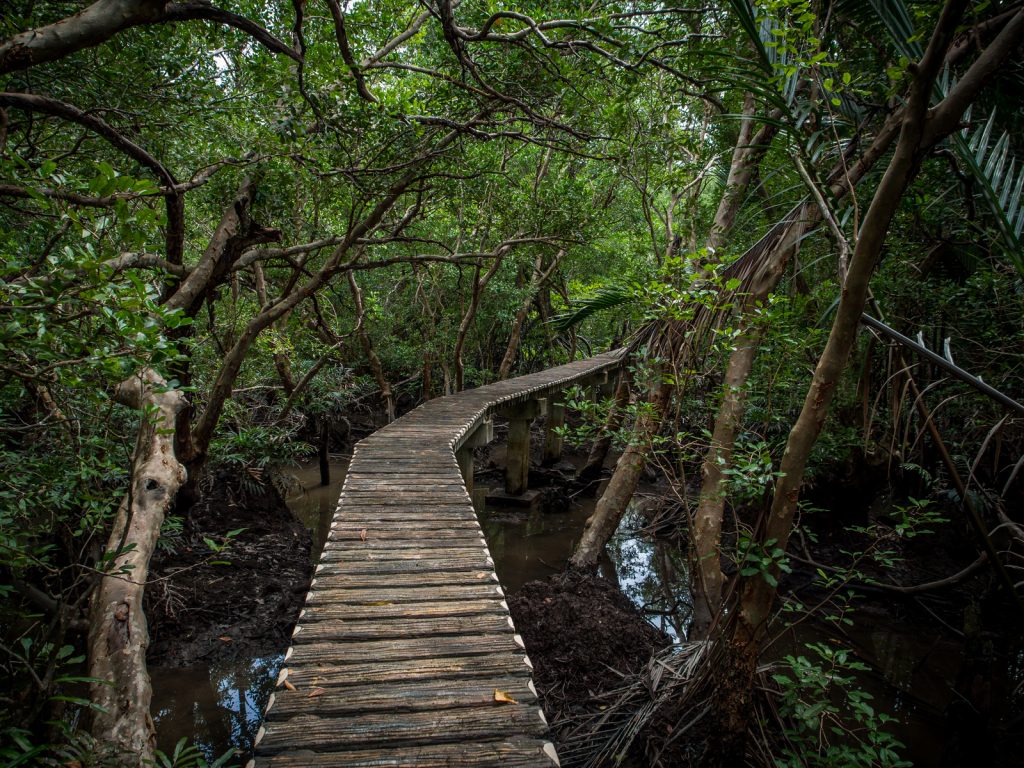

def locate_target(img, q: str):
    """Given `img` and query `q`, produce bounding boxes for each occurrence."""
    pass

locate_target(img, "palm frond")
[850,0,1024,274]
[952,109,1024,274]
[550,284,639,332]
[864,0,921,60]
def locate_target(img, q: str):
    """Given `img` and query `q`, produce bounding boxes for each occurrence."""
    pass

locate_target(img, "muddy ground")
[146,472,312,667]
[509,569,670,730]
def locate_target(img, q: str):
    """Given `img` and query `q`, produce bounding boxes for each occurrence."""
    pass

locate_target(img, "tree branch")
[0,0,298,75]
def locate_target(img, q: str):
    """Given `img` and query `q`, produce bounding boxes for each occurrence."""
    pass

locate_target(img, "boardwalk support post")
[457,418,493,494]
[543,392,565,465]
[499,399,545,495]
[255,351,624,766]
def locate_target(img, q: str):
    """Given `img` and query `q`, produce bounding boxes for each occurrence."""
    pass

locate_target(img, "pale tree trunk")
[348,271,395,421]
[254,263,296,396]
[88,369,186,763]
[689,214,809,639]
[706,95,779,253]
[689,323,762,639]
[454,248,506,390]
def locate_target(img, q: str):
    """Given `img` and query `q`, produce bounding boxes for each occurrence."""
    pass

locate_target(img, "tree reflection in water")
[607,507,691,641]
[151,654,282,763]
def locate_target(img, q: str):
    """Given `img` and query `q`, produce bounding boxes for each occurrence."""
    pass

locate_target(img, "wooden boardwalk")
[253,351,624,767]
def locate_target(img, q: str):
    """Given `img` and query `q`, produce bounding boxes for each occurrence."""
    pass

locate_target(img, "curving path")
[253,351,625,767]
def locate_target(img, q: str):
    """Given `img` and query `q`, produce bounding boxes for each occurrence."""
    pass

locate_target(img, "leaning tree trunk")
[570,380,672,569]
[689,214,809,639]
[88,369,186,763]
[689,321,764,640]
[497,250,564,380]
[577,371,631,484]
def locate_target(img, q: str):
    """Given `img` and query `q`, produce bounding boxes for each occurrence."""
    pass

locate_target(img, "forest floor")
[509,570,670,745]
[146,472,313,668]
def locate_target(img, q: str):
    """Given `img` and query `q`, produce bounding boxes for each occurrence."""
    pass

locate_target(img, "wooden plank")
[266,678,536,719]
[304,583,504,605]
[283,652,531,689]
[294,618,509,647]
[318,546,488,564]
[324,537,486,551]
[329,526,482,541]
[341,482,467,491]
[338,494,472,504]
[257,705,547,754]
[332,511,479,524]
[300,598,507,623]
[285,634,518,665]
[303,569,497,589]
[327,533,483,547]
[310,558,492,576]
[260,739,551,768]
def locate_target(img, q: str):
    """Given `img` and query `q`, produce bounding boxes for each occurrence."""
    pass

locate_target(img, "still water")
[150,465,967,767]
[150,458,349,762]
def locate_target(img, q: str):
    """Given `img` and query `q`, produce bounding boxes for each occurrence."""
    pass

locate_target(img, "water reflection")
[151,655,282,762]
[285,457,350,563]
[607,508,691,641]
[478,493,689,638]
[476,493,595,594]
[150,458,348,761]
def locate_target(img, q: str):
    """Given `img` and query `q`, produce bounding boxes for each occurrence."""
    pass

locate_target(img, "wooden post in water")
[500,400,544,495]
[543,391,565,465]
[457,418,494,495]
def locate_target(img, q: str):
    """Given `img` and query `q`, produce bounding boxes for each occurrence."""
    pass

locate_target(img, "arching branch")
[0,0,299,75]
[0,91,185,264]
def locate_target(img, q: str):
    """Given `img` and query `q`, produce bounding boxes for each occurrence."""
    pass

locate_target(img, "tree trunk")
[689,323,763,640]
[348,272,395,421]
[706,94,779,253]
[318,419,330,486]
[88,369,186,763]
[577,372,631,484]
[497,250,564,379]
[690,214,809,639]
[454,250,505,391]
[570,379,672,570]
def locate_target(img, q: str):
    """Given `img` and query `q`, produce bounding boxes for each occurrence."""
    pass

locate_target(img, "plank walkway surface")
[253,351,624,767]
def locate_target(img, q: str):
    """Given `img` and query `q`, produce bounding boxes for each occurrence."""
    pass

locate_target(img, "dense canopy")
[1,1,1022,766]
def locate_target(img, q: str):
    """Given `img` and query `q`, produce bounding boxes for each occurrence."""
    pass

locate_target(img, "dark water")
[150,458,348,763]
[478,495,967,768]
[151,462,979,767]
